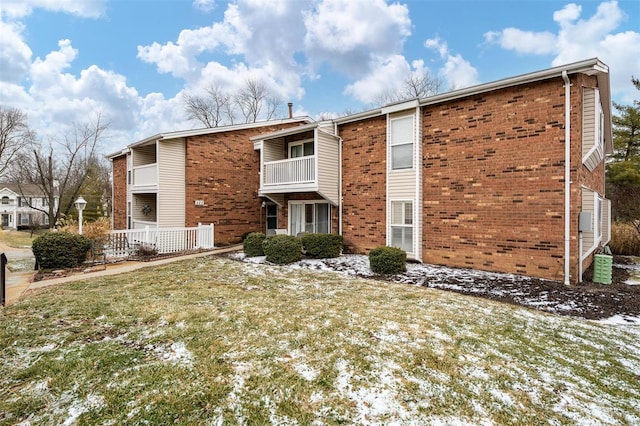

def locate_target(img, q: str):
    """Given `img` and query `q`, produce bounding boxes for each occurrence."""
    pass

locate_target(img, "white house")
[0,184,57,230]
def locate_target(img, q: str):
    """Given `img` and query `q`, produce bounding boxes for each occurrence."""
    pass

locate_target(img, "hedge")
[263,235,302,264]
[243,232,267,257]
[32,231,92,269]
[300,233,343,258]
[369,246,407,275]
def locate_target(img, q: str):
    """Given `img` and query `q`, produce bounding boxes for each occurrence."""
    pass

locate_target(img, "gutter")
[562,71,571,286]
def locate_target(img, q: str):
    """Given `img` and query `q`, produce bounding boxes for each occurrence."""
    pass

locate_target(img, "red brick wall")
[111,155,127,230]
[338,77,606,283]
[422,78,568,281]
[184,122,305,245]
[339,115,387,253]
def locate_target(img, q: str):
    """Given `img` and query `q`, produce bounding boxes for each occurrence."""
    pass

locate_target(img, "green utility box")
[593,253,613,285]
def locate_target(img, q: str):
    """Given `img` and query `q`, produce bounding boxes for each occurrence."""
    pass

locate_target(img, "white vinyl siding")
[317,129,340,205]
[158,139,186,227]
[582,87,605,171]
[387,110,420,259]
[581,187,611,259]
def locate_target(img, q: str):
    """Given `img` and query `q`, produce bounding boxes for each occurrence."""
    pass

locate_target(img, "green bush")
[263,235,302,264]
[243,232,266,257]
[300,233,343,258]
[609,222,640,255]
[369,246,407,275]
[32,231,92,269]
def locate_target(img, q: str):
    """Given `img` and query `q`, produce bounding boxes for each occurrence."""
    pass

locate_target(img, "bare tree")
[374,70,444,106]
[235,78,270,123]
[0,107,35,178]
[183,84,232,128]
[11,113,109,228]
[183,78,285,127]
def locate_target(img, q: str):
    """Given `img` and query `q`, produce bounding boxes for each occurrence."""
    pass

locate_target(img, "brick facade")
[111,61,609,284]
[111,154,127,230]
[340,115,388,253]
[339,75,607,283]
[184,123,304,245]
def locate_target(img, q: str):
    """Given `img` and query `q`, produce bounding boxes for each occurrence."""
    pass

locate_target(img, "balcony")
[262,156,316,192]
[132,163,158,193]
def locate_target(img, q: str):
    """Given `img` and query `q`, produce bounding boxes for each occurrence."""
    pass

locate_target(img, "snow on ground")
[230,253,640,326]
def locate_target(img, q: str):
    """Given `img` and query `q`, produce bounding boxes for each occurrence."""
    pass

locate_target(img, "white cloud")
[425,37,479,90]
[0,20,32,83]
[484,28,557,55]
[343,55,412,104]
[193,0,216,13]
[0,0,107,18]
[484,0,639,102]
[303,0,411,77]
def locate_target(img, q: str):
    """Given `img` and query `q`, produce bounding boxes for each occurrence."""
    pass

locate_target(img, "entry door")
[266,203,278,235]
[1,214,8,227]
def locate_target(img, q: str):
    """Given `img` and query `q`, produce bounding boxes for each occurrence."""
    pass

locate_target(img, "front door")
[1,214,9,228]
[265,203,278,235]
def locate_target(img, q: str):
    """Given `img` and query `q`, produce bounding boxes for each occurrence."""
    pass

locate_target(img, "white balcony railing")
[263,156,315,186]
[132,163,158,187]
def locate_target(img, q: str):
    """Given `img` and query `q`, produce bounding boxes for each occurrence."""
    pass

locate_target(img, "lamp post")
[74,197,87,235]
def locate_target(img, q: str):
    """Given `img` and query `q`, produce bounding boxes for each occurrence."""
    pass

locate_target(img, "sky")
[0,0,639,153]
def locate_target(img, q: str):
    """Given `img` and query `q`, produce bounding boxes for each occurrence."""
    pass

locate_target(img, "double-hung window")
[390,201,413,253]
[390,116,414,170]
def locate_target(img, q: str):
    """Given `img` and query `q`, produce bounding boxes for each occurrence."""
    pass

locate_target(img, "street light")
[74,197,87,235]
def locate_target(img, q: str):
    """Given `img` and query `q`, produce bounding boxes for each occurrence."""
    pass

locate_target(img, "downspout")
[335,120,343,235]
[562,71,571,285]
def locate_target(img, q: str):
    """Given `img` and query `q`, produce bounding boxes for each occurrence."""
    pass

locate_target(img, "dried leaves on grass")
[1,257,639,425]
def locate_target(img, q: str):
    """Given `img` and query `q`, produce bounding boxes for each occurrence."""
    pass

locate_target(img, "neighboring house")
[109,58,612,284]
[0,184,57,230]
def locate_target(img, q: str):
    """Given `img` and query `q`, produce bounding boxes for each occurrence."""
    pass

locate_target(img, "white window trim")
[388,199,415,254]
[580,187,608,261]
[288,138,314,158]
[389,115,415,171]
[288,199,331,234]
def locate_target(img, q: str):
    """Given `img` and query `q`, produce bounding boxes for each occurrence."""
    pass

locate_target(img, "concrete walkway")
[2,244,242,306]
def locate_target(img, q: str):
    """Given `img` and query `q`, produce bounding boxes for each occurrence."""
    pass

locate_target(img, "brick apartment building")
[109,58,612,284]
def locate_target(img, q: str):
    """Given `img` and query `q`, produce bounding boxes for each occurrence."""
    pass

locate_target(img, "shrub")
[369,246,407,275]
[82,217,111,244]
[300,233,343,258]
[243,232,266,257]
[609,222,640,255]
[263,235,302,264]
[32,231,92,269]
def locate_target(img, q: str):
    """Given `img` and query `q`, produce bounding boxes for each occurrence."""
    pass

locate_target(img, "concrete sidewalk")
[3,245,242,306]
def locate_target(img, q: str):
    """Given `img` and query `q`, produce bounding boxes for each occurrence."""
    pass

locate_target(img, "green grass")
[0,229,44,248]
[1,256,639,425]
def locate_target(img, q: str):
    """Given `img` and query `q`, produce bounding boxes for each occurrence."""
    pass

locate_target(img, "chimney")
[288,102,293,118]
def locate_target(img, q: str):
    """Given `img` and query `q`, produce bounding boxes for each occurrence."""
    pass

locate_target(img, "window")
[266,203,278,235]
[19,213,30,225]
[390,201,413,253]
[289,140,314,158]
[1,196,9,205]
[42,213,49,225]
[390,116,414,170]
[18,197,24,207]
[42,197,48,207]
[290,202,330,235]
[127,201,132,229]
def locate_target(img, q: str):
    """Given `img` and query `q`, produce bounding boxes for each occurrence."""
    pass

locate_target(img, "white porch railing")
[132,163,158,187]
[107,223,214,258]
[263,156,315,185]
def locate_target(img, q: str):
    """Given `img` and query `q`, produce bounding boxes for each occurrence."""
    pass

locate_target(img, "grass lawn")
[0,229,43,248]
[1,256,639,425]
